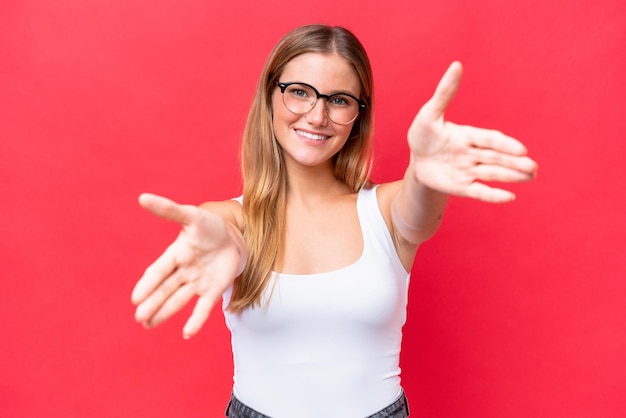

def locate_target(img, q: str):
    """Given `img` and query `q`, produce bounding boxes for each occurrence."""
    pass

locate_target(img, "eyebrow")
[283,81,361,100]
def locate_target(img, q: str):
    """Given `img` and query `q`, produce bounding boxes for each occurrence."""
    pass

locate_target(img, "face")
[271,52,361,171]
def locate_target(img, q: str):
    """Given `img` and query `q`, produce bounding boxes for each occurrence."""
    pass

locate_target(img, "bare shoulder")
[199,199,244,232]
[375,180,419,271]
[374,180,403,221]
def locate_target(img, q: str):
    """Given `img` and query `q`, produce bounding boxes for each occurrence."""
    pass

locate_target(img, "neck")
[285,160,350,204]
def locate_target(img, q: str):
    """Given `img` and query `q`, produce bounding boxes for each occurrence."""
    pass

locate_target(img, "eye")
[286,85,312,99]
[328,95,351,107]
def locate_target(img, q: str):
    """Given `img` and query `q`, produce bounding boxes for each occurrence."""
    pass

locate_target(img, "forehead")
[280,53,361,95]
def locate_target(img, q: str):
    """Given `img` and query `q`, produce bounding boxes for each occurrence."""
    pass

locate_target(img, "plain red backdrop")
[1,0,625,417]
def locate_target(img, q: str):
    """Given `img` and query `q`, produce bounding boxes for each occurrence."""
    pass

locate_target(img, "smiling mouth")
[295,129,330,141]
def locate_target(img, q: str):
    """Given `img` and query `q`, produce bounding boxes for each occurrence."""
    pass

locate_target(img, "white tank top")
[222,186,410,418]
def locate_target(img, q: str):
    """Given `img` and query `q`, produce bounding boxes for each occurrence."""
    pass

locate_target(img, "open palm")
[131,194,245,339]
[408,62,537,203]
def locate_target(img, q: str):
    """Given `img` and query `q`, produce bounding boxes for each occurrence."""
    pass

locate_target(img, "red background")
[2,0,625,417]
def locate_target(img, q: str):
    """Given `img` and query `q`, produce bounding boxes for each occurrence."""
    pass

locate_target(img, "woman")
[131,25,537,418]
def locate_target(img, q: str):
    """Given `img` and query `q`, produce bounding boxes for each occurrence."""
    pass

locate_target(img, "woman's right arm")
[131,194,247,339]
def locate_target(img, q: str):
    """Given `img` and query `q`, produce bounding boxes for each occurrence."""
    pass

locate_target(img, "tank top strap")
[357,186,403,265]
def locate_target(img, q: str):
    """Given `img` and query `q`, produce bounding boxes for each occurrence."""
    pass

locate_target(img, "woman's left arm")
[388,61,538,249]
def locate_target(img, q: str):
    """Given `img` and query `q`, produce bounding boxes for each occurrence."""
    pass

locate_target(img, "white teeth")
[295,129,329,141]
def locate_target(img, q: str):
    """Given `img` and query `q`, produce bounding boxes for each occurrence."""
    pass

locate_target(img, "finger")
[139,193,196,225]
[182,289,222,339]
[146,284,196,328]
[131,242,179,305]
[465,182,516,203]
[428,61,463,117]
[468,148,538,174]
[470,164,536,183]
[466,127,528,156]
[134,269,186,324]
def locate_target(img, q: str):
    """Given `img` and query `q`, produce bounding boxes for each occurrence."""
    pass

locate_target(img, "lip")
[294,128,332,142]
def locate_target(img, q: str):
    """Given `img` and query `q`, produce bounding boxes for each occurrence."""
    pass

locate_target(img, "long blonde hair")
[228,24,375,312]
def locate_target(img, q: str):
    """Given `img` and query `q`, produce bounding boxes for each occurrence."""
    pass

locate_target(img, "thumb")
[427,61,463,117]
[138,193,195,225]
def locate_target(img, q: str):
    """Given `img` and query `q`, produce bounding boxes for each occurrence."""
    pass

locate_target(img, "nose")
[304,98,328,126]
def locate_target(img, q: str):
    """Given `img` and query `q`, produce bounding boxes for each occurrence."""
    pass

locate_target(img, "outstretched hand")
[131,194,245,339]
[408,61,538,202]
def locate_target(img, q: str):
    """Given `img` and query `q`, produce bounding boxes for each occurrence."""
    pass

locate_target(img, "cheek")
[272,96,294,128]
[337,123,355,144]
[271,103,295,147]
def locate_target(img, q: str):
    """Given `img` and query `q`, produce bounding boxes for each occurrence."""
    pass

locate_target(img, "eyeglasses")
[276,81,366,125]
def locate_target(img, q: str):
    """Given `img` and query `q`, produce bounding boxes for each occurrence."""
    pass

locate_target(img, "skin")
[271,53,360,173]
[272,53,365,275]
[131,53,538,339]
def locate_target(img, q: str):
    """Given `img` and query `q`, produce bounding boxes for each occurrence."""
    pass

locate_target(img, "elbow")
[398,218,443,246]
[391,201,444,246]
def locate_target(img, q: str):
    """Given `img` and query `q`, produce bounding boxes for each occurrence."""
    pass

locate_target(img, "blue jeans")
[225,390,410,417]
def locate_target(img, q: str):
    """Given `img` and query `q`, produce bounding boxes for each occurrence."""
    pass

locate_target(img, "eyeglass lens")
[282,83,359,125]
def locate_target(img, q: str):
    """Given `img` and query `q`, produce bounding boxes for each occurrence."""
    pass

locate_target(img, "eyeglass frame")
[275,81,367,125]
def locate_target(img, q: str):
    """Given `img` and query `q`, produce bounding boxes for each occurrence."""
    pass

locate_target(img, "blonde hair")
[228,24,375,312]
